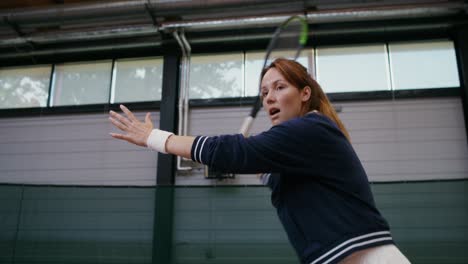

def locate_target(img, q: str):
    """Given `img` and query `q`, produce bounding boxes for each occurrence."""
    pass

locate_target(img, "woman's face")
[261,68,311,126]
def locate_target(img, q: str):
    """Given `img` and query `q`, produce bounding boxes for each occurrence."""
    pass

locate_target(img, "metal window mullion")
[47,64,55,108]
[109,59,116,104]
[152,52,180,264]
[385,43,395,93]
[454,26,468,143]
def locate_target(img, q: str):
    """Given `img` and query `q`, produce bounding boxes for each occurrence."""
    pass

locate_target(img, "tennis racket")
[239,15,308,136]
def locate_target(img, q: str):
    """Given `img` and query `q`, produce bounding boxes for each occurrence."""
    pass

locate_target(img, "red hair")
[261,58,351,142]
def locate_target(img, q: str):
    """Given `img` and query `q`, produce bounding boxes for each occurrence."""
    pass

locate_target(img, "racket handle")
[239,116,254,137]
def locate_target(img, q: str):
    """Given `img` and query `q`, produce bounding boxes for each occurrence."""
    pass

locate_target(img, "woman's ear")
[301,86,312,102]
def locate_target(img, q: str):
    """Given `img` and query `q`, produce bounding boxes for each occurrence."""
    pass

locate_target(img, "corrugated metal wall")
[0,111,160,186]
[341,97,468,181]
[1,97,465,186]
[177,97,468,185]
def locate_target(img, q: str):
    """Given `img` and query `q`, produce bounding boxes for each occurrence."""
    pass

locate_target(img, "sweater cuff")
[191,136,210,164]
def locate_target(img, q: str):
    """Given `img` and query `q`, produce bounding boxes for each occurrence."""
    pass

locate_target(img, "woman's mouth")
[269,108,280,119]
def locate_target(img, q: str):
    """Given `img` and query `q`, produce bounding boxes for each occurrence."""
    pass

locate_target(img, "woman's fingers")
[109,132,123,139]
[109,116,127,131]
[110,132,133,143]
[109,110,132,128]
[145,112,152,125]
[120,104,138,123]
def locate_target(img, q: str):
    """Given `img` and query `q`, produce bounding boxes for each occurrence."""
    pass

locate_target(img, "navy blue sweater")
[190,112,394,264]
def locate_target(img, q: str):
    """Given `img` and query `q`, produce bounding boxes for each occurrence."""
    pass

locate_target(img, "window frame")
[0,33,463,117]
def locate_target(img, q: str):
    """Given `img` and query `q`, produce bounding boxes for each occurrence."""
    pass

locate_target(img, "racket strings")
[266,21,304,65]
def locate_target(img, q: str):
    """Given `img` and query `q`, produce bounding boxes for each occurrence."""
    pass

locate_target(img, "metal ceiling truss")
[0,0,466,63]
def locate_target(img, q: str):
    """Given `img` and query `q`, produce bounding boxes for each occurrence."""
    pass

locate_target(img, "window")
[51,61,112,106]
[111,57,163,103]
[189,53,243,99]
[0,39,461,110]
[389,40,460,90]
[316,44,391,93]
[0,65,51,109]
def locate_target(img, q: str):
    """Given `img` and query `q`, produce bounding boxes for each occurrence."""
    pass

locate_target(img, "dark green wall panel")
[0,186,22,264]
[0,181,467,263]
[0,186,154,264]
[173,181,468,264]
[372,181,468,264]
[173,187,299,264]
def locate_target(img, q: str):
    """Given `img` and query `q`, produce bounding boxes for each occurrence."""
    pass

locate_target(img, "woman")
[109,58,410,264]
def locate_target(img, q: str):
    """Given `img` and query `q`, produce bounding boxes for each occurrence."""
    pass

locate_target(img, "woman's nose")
[265,91,276,104]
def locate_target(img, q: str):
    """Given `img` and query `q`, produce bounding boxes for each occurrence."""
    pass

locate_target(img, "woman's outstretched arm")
[108,104,194,159]
[165,135,194,159]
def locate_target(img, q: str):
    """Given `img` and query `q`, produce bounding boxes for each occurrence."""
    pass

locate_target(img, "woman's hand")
[109,105,153,147]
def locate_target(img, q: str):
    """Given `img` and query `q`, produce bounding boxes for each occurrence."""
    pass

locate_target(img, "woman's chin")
[270,119,281,126]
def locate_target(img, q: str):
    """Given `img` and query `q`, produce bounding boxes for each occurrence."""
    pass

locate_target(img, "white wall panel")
[177,97,468,185]
[0,111,160,186]
[1,98,465,186]
[187,107,271,136]
[339,97,468,182]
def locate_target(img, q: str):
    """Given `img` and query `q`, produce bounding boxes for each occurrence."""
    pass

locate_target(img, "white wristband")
[146,129,174,154]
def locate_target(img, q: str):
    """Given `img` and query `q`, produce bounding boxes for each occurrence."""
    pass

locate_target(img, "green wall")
[0,181,467,263]
[374,181,468,264]
[0,186,154,264]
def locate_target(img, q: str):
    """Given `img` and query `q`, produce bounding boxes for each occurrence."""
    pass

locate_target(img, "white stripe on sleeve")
[192,136,204,162]
[198,136,209,164]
